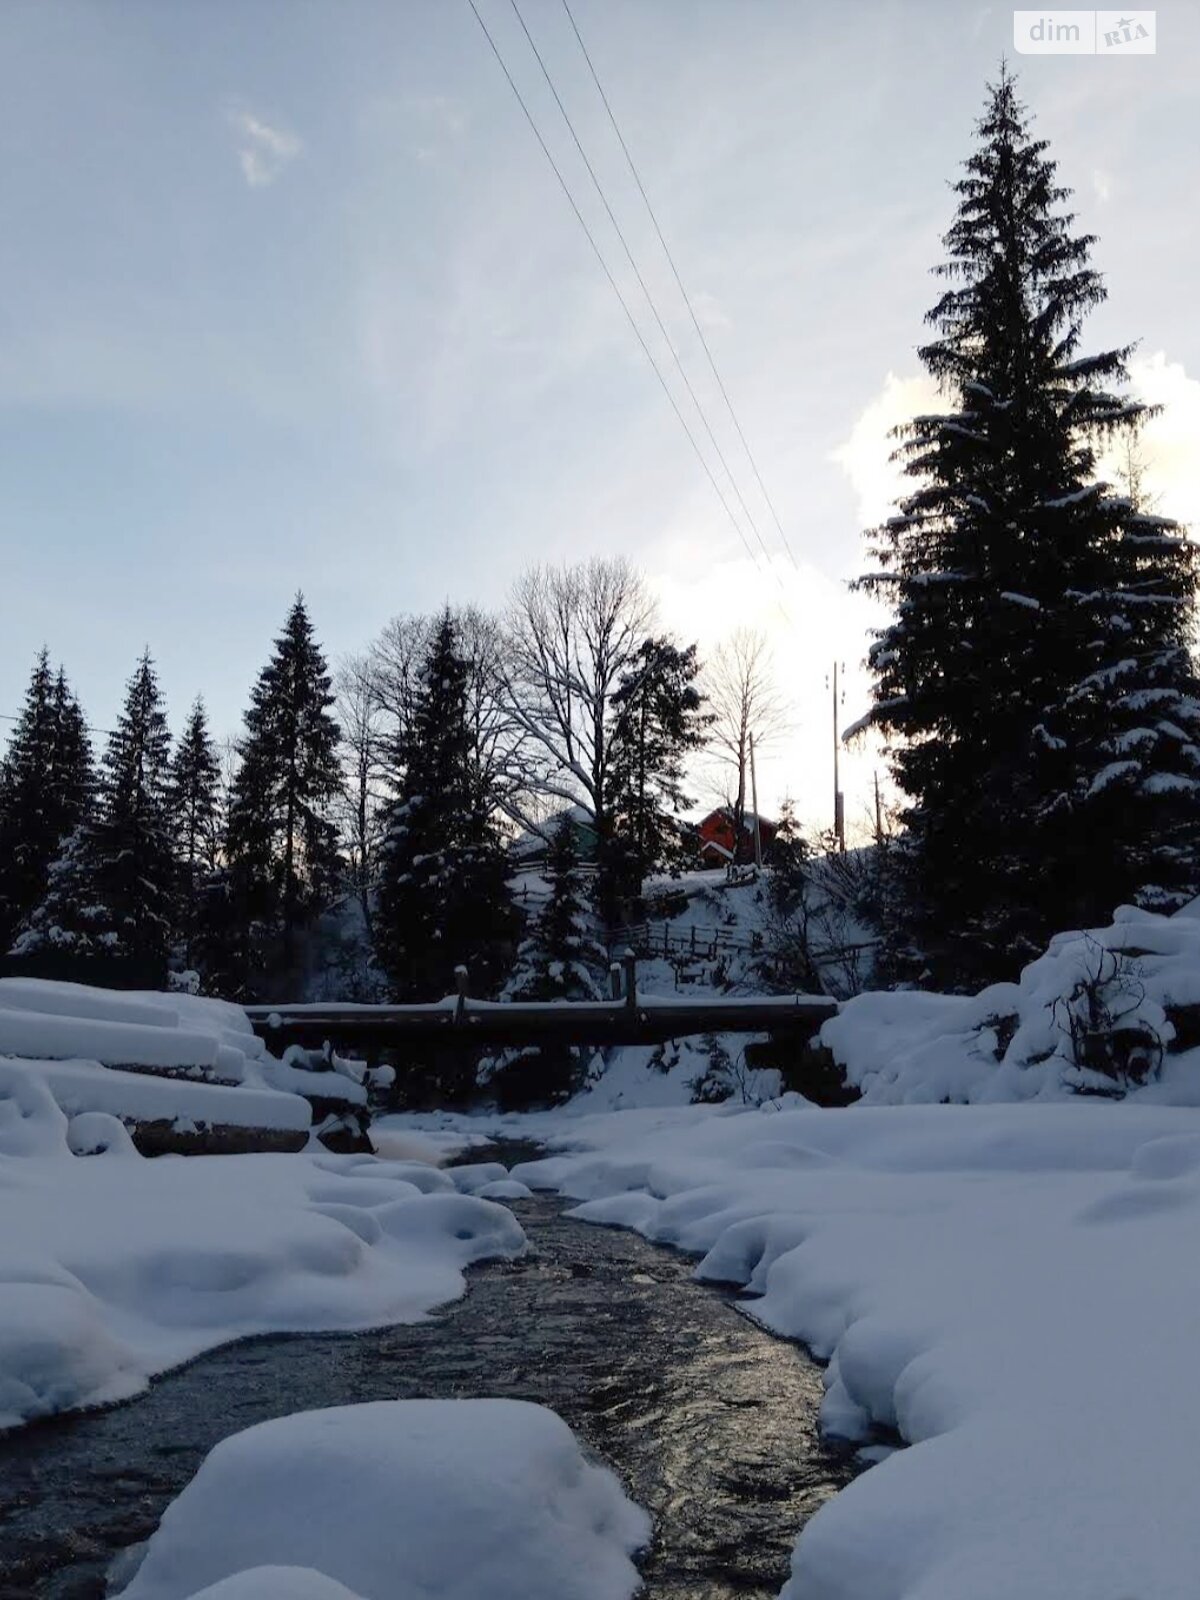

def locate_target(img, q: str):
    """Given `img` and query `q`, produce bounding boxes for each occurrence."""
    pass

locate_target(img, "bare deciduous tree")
[501,557,655,841]
[334,653,389,929]
[366,614,428,759]
[703,628,789,856]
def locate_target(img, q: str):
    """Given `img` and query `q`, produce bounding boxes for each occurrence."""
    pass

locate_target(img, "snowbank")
[0,977,372,1132]
[823,903,1200,1103]
[512,1097,1200,1600]
[12,1057,310,1132]
[0,1060,525,1430]
[120,1399,649,1600]
[0,977,263,1071]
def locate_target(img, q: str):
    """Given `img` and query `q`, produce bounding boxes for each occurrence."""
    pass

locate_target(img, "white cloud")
[227,108,302,188]
[1110,352,1200,531]
[836,355,1200,535]
[832,370,940,528]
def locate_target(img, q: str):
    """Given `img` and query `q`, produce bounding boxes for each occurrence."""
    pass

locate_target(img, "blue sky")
[3,1,1198,826]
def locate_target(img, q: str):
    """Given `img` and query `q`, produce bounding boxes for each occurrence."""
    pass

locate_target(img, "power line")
[559,0,801,572]
[507,0,787,592]
[464,0,790,622]
[0,711,116,737]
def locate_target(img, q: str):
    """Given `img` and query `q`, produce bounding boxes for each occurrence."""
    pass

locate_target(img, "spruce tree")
[225,596,344,982]
[0,652,94,949]
[857,68,1200,985]
[170,698,222,968]
[510,817,607,1002]
[10,825,101,961]
[92,652,177,967]
[15,652,175,975]
[374,613,516,1001]
[48,669,94,837]
[488,816,607,1109]
[601,637,709,919]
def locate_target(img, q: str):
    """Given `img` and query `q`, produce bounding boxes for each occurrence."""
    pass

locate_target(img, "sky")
[2,0,1199,836]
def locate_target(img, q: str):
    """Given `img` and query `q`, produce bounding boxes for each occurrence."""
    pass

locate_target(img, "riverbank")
[480,1096,1200,1600]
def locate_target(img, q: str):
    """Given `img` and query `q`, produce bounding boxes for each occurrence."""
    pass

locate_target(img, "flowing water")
[0,1142,858,1599]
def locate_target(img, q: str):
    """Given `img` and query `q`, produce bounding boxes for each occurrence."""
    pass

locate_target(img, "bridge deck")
[246,993,838,1052]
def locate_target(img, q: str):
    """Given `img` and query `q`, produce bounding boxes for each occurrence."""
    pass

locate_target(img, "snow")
[822,902,1200,1104]
[0,1061,526,1430]
[0,1003,252,1079]
[508,1096,1200,1600]
[120,1399,649,1600]
[0,977,262,1056]
[0,978,366,1128]
[11,1056,310,1132]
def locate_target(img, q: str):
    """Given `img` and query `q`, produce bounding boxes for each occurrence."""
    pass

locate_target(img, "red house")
[696,808,777,867]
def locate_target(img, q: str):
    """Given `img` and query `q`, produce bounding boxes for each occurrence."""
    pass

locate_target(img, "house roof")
[509,805,598,859]
[698,807,776,831]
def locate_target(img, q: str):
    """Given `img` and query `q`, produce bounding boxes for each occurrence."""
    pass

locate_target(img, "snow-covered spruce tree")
[760,802,823,992]
[90,652,177,969]
[510,817,607,1002]
[0,652,94,950]
[857,68,1200,987]
[374,612,517,1003]
[15,653,175,976]
[225,596,344,988]
[169,698,222,969]
[600,637,710,922]
[490,816,608,1109]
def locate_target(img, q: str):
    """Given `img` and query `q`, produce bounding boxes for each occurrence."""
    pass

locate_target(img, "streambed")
[0,1145,857,1599]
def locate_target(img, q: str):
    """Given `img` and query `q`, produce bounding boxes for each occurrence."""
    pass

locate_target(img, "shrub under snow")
[822,902,1200,1103]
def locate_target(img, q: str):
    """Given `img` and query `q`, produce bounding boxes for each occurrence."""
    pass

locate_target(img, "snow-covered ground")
[489,1096,1200,1600]
[0,1060,525,1430]
[116,1398,648,1600]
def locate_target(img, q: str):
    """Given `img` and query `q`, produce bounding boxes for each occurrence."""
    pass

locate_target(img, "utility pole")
[749,732,764,869]
[832,661,845,853]
[874,770,884,847]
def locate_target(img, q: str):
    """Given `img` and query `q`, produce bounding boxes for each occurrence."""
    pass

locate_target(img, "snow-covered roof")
[509,804,598,858]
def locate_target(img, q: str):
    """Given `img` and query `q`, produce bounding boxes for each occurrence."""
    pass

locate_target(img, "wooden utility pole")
[832,661,845,852]
[749,732,764,869]
[874,771,884,847]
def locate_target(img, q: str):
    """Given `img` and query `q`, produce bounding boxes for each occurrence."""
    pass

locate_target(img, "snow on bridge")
[245,968,838,1055]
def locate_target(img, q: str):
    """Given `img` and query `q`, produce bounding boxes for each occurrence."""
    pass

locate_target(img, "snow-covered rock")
[119,1399,649,1600]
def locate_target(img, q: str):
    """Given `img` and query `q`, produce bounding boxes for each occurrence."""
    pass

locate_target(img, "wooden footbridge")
[245,959,837,1056]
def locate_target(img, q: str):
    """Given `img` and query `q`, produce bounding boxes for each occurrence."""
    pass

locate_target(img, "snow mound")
[448,1160,510,1192]
[120,1399,649,1600]
[823,903,1200,1103]
[0,1060,526,1430]
[476,1178,533,1200]
[188,1573,365,1600]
